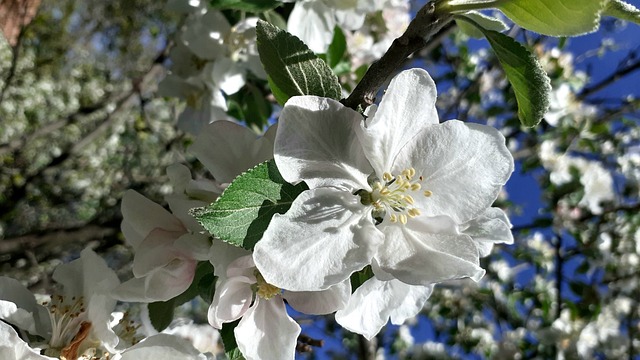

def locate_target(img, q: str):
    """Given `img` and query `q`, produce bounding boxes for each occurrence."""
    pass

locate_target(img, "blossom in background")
[279,0,382,53]
[158,3,265,133]
[113,333,213,360]
[254,68,514,292]
[539,140,615,214]
[207,254,350,360]
[0,248,120,359]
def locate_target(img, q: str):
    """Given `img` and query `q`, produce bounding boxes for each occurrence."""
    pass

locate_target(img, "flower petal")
[275,96,372,190]
[394,120,514,223]
[121,190,185,249]
[113,260,196,302]
[207,277,253,329]
[0,322,55,360]
[0,277,50,338]
[335,277,432,340]
[234,297,301,360]
[375,218,485,286]
[118,333,210,360]
[287,1,335,54]
[191,120,273,184]
[356,68,439,175]
[462,207,514,257]
[284,280,351,315]
[254,188,383,291]
[209,240,251,282]
[132,229,184,277]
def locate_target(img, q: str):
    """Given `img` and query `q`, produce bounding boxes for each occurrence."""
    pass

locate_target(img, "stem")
[341,1,454,110]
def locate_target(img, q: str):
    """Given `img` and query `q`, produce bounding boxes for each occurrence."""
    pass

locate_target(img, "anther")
[424,190,433,197]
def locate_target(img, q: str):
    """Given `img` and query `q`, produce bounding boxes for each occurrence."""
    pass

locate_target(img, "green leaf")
[326,26,347,69]
[256,20,342,104]
[456,11,508,39]
[350,266,374,292]
[457,16,550,127]
[221,320,245,360]
[496,0,608,36]
[191,159,308,250]
[604,0,640,25]
[148,299,175,332]
[209,0,280,12]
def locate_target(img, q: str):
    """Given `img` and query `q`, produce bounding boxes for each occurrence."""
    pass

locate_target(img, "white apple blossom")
[158,5,265,133]
[113,333,213,360]
[207,254,350,360]
[0,248,120,359]
[254,68,514,292]
[335,277,433,340]
[0,322,55,360]
[280,0,381,53]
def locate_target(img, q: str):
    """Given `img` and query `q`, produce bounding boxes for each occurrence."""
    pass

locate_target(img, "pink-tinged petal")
[284,280,351,315]
[254,188,384,291]
[173,233,211,262]
[375,219,485,286]
[113,260,196,302]
[335,277,432,340]
[235,297,301,360]
[191,120,273,184]
[0,277,50,338]
[118,333,207,360]
[462,207,514,257]
[121,190,185,249]
[394,120,514,223]
[226,255,257,280]
[287,1,334,53]
[275,96,373,190]
[209,240,251,282]
[207,277,254,329]
[132,229,185,278]
[356,69,439,176]
[0,322,55,360]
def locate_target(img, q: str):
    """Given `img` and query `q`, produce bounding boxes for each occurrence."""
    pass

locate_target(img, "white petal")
[287,1,335,53]
[182,10,229,60]
[121,190,185,249]
[132,229,184,277]
[375,218,485,286]
[334,9,366,30]
[191,120,273,184]
[173,233,212,262]
[0,322,54,360]
[284,280,351,315]
[254,188,383,291]
[0,277,50,338]
[275,96,372,189]
[211,58,246,95]
[207,277,253,329]
[118,333,209,360]
[208,240,252,282]
[394,120,514,223]
[113,260,196,302]
[335,277,432,340]
[356,68,439,175]
[462,207,514,257]
[177,98,230,135]
[235,297,300,360]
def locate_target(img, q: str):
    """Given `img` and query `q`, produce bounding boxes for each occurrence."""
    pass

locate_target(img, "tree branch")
[578,58,640,100]
[341,1,454,110]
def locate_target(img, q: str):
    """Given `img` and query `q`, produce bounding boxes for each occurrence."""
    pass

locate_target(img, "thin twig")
[341,1,454,110]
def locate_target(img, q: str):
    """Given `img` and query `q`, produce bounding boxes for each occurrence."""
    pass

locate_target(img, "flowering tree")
[1,0,640,359]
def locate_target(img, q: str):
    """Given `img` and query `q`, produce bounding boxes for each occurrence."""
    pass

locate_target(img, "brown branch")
[341,1,454,110]
[578,59,640,101]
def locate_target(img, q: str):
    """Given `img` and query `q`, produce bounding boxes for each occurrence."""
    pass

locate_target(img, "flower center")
[254,270,281,300]
[367,168,432,225]
[45,294,88,350]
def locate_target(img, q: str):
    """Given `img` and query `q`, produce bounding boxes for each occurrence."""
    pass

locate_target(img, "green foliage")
[227,84,272,128]
[326,26,347,69]
[457,15,550,127]
[221,320,245,360]
[209,0,281,12]
[148,299,176,332]
[456,11,508,39]
[191,159,308,250]
[496,0,608,36]
[604,0,640,25]
[349,265,374,292]
[256,20,342,105]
